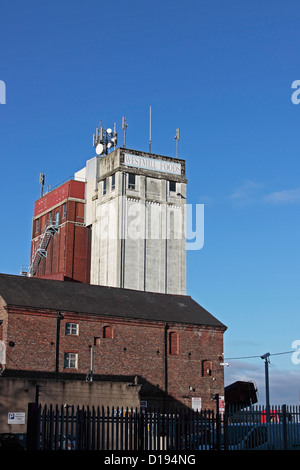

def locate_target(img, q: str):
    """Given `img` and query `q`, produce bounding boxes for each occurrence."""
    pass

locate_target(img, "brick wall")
[2,305,225,410]
[32,199,91,283]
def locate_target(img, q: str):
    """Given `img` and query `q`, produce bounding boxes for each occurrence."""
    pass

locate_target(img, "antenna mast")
[149,106,152,153]
[175,128,180,158]
[39,173,45,198]
[122,116,127,148]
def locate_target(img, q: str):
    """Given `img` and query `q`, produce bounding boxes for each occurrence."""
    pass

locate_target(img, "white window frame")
[65,323,79,336]
[64,352,78,369]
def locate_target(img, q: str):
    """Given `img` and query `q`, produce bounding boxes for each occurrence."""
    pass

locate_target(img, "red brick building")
[29,179,91,283]
[0,273,226,410]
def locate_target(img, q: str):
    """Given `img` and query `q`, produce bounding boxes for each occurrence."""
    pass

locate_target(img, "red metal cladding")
[34,180,85,217]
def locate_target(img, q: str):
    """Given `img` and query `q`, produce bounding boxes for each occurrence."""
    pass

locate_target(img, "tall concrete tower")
[76,147,187,295]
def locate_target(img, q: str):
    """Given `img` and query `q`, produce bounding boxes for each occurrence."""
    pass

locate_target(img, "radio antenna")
[122,116,127,148]
[149,106,152,153]
[175,128,180,158]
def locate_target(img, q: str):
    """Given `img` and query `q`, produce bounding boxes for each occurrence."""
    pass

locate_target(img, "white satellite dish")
[107,128,112,134]
[107,142,112,149]
[96,143,104,155]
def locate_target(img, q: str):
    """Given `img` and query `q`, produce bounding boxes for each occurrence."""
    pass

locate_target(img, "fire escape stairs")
[28,223,59,276]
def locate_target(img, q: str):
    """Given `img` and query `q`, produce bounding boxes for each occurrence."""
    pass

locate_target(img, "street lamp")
[261,352,270,421]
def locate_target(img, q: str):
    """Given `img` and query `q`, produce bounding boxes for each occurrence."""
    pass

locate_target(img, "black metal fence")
[26,404,217,451]
[26,403,300,451]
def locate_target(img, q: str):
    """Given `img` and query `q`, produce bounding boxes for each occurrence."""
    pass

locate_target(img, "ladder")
[28,223,59,276]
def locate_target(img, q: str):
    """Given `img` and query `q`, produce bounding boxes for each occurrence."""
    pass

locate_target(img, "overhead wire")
[225,349,300,360]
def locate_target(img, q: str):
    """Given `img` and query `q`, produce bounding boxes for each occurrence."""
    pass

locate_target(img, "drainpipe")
[164,323,168,394]
[55,311,63,375]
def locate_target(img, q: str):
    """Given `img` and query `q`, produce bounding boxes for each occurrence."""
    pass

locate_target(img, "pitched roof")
[0,273,226,329]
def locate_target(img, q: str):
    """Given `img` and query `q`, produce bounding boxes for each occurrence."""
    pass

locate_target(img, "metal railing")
[26,403,300,451]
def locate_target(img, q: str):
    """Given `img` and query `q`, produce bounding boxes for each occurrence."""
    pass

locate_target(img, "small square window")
[169,181,176,192]
[65,323,79,335]
[169,332,179,355]
[64,352,78,369]
[111,174,115,190]
[103,325,114,339]
[202,360,213,377]
[128,173,136,190]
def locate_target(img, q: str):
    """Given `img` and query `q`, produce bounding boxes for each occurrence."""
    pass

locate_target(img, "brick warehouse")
[0,273,226,423]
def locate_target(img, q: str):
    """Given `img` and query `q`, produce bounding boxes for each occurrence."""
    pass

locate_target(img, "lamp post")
[261,352,270,421]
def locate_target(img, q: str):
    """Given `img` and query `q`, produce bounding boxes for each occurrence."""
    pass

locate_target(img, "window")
[103,325,113,339]
[128,173,136,190]
[63,203,66,218]
[202,360,213,377]
[49,211,53,225]
[64,352,78,369]
[169,181,176,192]
[169,332,179,355]
[103,178,107,195]
[55,211,59,226]
[36,219,39,233]
[94,337,101,346]
[65,323,79,336]
[111,174,115,190]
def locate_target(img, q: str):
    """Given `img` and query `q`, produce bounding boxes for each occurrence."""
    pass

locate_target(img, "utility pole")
[261,352,270,422]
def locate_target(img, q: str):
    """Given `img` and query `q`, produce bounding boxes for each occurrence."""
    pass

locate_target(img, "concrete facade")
[76,148,187,294]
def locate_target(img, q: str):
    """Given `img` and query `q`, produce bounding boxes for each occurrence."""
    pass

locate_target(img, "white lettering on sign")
[124,153,181,175]
[8,412,26,424]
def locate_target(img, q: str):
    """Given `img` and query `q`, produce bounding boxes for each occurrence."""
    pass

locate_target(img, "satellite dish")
[107,142,112,149]
[107,128,112,134]
[96,143,104,155]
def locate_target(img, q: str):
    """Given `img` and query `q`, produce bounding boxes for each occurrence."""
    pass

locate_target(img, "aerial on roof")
[0,273,226,329]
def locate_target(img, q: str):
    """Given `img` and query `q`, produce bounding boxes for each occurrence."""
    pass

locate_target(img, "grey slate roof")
[0,273,226,329]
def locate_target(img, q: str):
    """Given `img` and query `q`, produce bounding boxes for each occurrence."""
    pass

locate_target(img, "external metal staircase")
[28,223,59,276]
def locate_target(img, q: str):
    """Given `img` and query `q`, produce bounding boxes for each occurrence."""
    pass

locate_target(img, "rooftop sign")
[124,153,181,175]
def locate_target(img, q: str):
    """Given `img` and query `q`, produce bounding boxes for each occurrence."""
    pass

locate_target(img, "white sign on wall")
[124,153,181,175]
[192,397,202,411]
[8,412,26,425]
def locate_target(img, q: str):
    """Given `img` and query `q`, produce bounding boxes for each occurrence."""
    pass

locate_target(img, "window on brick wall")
[65,323,79,335]
[103,325,113,339]
[169,332,179,355]
[63,203,66,218]
[202,360,213,377]
[64,352,78,369]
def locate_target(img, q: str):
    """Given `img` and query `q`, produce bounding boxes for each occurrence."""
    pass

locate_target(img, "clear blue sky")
[1,0,300,405]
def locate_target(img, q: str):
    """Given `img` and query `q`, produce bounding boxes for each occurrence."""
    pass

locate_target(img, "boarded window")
[202,360,213,377]
[103,325,113,339]
[169,332,179,355]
